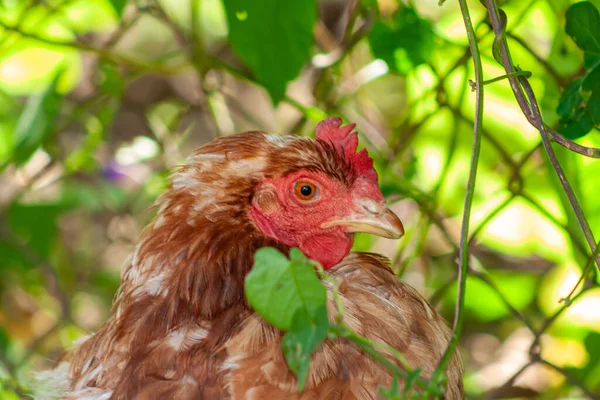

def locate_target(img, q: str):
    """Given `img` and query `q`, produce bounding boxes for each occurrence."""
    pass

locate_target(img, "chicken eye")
[294,181,318,201]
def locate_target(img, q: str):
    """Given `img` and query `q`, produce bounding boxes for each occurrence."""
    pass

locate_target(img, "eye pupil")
[295,181,317,201]
[300,185,312,196]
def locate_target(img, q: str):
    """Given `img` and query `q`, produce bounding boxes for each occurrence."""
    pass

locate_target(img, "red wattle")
[300,234,353,269]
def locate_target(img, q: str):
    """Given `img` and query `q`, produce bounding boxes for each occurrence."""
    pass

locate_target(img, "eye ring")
[294,181,318,201]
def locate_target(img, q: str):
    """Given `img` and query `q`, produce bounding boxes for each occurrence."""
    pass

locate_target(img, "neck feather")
[117,190,286,324]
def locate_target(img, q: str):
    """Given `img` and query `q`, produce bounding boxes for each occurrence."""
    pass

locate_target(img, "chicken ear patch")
[315,117,378,183]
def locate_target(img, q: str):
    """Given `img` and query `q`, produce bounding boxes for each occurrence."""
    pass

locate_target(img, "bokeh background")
[1,0,599,398]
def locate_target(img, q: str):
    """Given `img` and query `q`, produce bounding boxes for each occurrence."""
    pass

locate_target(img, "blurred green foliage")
[0,0,599,398]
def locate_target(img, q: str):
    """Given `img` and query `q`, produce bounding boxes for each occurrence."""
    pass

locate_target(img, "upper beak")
[321,200,404,239]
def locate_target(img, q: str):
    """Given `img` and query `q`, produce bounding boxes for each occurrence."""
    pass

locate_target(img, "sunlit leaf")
[222,0,317,103]
[62,0,119,32]
[12,68,63,166]
[245,247,327,331]
[246,247,329,390]
[368,7,436,75]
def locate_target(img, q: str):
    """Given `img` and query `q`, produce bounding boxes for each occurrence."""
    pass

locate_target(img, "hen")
[47,117,463,399]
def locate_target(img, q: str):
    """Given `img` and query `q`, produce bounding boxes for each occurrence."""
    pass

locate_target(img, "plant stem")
[433,0,484,383]
[480,70,532,86]
[328,324,432,392]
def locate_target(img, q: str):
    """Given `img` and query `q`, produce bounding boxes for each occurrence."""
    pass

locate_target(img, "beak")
[321,200,404,239]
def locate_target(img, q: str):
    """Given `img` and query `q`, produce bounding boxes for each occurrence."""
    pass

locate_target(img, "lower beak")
[321,204,404,239]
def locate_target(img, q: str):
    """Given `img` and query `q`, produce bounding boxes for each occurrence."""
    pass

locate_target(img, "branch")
[312,6,374,69]
[483,0,600,271]
[505,32,566,85]
[478,3,600,159]
[483,361,534,400]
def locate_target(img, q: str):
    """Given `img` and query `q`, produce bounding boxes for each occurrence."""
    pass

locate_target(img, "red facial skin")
[249,170,384,269]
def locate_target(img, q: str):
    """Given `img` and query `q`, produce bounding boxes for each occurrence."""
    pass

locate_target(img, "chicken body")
[56,119,463,399]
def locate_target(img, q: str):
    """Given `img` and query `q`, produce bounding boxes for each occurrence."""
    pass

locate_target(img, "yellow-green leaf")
[12,68,63,166]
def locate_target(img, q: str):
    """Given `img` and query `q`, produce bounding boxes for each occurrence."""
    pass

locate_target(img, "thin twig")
[468,194,515,245]
[469,70,532,90]
[533,240,600,340]
[312,4,374,69]
[0,20,183,74]
[520,192,589,259]
[445,103,516,168]
[539,360,599,400]
[483,361,534,400]
[469,270,534,331]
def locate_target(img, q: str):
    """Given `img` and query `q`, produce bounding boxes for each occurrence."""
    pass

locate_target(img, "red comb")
[316,117,378,183]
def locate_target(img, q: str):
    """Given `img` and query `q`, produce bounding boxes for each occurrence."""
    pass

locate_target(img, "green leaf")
[222,0,317,104]
[403,368,423,394]
[12,68,63,166]
[557,78,584,121]
[99,62,124,98]
[556,75,597,139]
[246,247,329,390]
[0,203,66,272]
[282,305,328,391]
[0,326,9,357]
[584,52,600,68]
[368,7,436,75]
[582,62,600,125]
[379,375,400,399]
[108,0,128,19]
[582,62,600,93]
[360,0,378,8]
[559,109,595,139]
[245,247,327,331]
[589,85,600,125]
[565,2,600,57]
